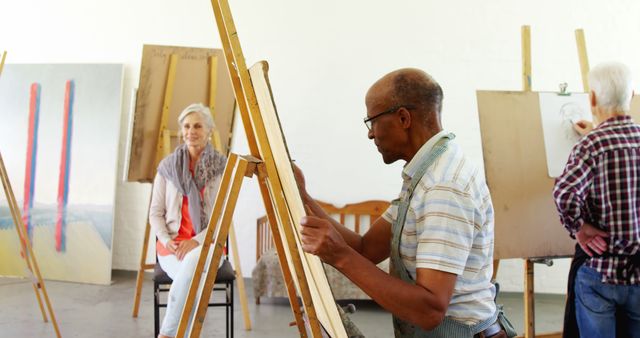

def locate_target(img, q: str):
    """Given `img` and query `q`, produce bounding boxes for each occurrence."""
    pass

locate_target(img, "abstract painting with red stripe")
[0,64,123,285]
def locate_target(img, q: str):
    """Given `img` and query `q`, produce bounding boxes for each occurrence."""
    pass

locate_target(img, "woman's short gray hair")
[589,62,634,113]
[178,103,216,131]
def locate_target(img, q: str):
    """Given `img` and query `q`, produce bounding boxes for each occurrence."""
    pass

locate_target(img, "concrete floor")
[0,271,566,337]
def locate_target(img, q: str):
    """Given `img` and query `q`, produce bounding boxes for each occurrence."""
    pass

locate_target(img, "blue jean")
[574,264,640,338]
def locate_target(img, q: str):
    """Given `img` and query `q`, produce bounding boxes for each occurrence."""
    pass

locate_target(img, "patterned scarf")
[157,143,226,234]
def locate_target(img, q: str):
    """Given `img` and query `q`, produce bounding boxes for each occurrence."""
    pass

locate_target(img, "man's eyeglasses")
[363,105,412,131]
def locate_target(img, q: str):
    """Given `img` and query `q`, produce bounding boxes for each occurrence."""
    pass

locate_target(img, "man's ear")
[590,90,597,108]
[398,107,412,129]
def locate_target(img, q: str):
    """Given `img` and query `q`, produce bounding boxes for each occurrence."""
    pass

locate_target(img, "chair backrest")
[256,215,272,262]
[255,200,390,262]
[336,200,389,234]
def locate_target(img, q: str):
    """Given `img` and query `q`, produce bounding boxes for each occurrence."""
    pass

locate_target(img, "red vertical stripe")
[22,83,39,241]
[55,80,73,252]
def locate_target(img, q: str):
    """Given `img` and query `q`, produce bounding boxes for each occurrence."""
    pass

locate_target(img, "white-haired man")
[553,62,640,338]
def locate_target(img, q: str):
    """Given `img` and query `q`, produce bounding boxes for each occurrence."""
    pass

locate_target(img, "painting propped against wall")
[0,64,124,285]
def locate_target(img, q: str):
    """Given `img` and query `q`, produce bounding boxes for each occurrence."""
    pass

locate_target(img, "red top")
[157,167,203,257]
[156,195,196,256]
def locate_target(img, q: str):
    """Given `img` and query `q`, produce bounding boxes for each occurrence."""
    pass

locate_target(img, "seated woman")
[149,103,226,338]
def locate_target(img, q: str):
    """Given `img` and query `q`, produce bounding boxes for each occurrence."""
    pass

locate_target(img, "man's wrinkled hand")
[292,163,306,193]
[300,215,348,267]
[576,222,609,257]
[573,120,594,136]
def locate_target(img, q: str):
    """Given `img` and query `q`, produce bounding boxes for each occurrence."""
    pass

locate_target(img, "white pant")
[157,246,213,337]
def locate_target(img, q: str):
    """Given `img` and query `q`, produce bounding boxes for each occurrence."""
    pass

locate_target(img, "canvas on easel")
[174,62,350,338]
[126,44,236,183]
[477,91,640,260]
[168,1,352,336]
[127,44,253,331]
[250,61,349,336]
[478,90,581,259]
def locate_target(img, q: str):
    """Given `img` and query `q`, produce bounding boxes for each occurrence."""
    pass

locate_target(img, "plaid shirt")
[553,115,640,285]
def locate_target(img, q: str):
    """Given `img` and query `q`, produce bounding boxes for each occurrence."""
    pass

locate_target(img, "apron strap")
[391,133,454,282]
[388,133,504,337]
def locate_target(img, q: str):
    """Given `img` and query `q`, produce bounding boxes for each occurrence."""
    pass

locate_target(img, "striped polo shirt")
[382,130,496,325]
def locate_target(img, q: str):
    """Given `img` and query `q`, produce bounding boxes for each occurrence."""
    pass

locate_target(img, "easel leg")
[6,195,48,323]
[31,278,49,322]
[0,51,6,76]
[0,153,62,338]
[133,52,180,318]
[155,54,178,166]
[187,157,249,337]
[261,177,325,337]
[132,219,153,317]
[208,54,252,331]
[210,0,323,333]
[173,153,242,337]
[524,259,535,338]
[210,0,340,333]
[492,259,500,282]
[229,224,252,330]
[575,29,590,93]
[257,174,307,337]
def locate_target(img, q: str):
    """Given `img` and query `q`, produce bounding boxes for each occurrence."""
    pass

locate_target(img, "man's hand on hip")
[576,222,609,256]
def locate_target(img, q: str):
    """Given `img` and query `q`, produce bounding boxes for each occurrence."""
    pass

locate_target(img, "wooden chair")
[254,200,342,269]
[256,200,388,261]
[255,200,390,304]
[333,200,389,234]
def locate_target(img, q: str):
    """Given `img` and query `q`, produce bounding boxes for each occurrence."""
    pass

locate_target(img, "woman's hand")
[166,240,179,253]
[175,239,199,260]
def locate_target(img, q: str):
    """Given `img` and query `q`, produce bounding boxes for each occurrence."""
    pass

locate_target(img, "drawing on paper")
[539,92,592,178]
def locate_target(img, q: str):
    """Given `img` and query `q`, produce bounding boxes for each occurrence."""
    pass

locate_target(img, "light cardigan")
[149,172,222,246]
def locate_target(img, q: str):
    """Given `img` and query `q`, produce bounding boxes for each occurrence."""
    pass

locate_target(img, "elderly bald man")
[295,68,512,338]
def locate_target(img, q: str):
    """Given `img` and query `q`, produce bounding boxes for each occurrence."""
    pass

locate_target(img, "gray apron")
[389,133,498,338]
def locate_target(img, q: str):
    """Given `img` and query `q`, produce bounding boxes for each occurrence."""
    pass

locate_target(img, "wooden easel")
[175,153,258,337]
[208,55,252,331]
[131,53,177,319]
[0,51,62,338]
[0,51,6,75]
[169,1,352,337]
[130,52,252,330]
[491,26,592,338]
[521,25,542,338]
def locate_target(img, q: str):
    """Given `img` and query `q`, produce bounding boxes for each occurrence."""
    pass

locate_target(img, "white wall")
[3,0,640,293]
